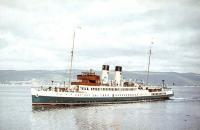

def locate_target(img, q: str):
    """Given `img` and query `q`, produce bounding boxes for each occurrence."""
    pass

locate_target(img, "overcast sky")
[0,0,200,73]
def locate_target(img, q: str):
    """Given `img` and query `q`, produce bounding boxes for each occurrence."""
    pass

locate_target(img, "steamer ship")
[31,30,174,105]
[32,65,174,105]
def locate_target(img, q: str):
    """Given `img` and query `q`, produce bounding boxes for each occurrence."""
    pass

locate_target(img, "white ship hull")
[32,85,174,105]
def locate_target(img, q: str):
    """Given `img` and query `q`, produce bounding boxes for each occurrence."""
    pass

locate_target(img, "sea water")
[0,85,200,130]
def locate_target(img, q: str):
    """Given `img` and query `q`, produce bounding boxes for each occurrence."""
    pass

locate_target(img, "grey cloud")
[0,0,200,73]
[76,45,147,58]
[0,39,9,50]
[82,0,200,33]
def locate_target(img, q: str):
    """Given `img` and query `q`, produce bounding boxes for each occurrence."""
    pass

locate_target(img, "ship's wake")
[170,97,200,102]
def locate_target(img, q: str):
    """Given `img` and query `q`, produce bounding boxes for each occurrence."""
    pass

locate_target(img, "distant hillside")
[0,70,200,86]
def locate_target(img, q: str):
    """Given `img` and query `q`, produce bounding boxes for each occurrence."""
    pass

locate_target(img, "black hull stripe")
[32,94,173,105]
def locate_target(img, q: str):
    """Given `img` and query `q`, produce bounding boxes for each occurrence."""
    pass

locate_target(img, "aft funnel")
[115,66,122,86]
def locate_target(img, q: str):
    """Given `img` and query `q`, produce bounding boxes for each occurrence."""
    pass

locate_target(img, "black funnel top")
[115,66,122,71]
[102,65,109,71]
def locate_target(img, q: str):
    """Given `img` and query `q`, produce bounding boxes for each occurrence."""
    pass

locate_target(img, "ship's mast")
[68,27,81,87]
[68,31,76,87]
[146,41,153,85]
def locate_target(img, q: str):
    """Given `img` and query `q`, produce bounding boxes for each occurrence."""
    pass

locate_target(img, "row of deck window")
[72,93,147,97]
[81,87,137,91]
[152,93,165,95]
